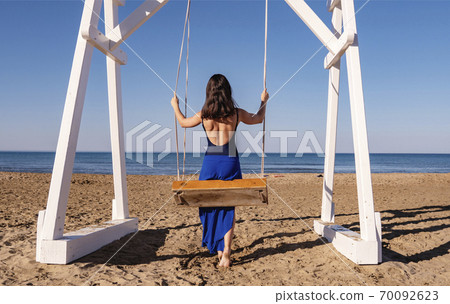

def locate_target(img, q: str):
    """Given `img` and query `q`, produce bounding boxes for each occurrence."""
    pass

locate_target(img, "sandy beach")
[0,172,449,286]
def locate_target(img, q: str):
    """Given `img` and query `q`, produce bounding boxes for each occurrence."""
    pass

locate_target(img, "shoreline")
[2,171,450,176]
[1,171,449,285]
[1,153,450,176]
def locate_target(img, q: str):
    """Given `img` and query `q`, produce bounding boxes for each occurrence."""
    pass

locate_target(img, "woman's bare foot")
[218,251,223,262]
[219,215,235,268]
[218,248,231,268]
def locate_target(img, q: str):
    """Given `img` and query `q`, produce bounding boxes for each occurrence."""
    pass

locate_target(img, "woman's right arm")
[171,93,202,128]
[239,89,269,125]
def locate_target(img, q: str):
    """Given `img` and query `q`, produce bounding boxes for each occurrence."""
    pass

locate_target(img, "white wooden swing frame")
[36,0,382,265]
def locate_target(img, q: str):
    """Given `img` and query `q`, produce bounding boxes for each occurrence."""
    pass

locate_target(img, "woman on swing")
[171,74,269,268]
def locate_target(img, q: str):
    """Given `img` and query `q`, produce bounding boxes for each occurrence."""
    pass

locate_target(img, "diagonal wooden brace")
[81,25,128,65]
[108,0,169,51]
[284,0,339,54]
[324,31,355,69]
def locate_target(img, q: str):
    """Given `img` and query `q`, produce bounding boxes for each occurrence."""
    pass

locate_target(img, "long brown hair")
[201,74,237,120]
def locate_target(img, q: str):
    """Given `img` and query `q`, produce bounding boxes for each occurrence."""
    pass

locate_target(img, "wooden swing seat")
[172,178,268,207]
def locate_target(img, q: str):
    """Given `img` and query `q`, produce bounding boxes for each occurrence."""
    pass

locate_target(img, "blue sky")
[1,0,449,153]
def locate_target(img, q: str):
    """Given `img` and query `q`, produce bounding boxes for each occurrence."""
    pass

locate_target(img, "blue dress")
[199,111,242,254]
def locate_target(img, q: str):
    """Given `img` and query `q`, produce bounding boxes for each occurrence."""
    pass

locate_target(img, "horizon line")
[1,151,449,155]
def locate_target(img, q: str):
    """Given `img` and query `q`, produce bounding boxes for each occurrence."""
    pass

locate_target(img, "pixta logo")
[125,121,171,167]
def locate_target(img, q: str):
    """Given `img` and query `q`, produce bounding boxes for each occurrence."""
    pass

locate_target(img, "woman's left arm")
[171,93,202,128]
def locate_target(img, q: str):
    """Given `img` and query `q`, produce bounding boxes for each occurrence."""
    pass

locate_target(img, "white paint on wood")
[108,0,170,51]
[41,0,102,241]
[324,31,354,69]
[330,202,335,222]
[316,0,381,264]
[341,0,377,243]
[321,5,342,223]
[105,0,130,220]
[81,24,127,65]
[375,211,382,263]
[314,220,379,264]
[284,0,338,54]
[112,198,117,219]
[39,218,138,264]
[36,210,46,262]
[38,0,137,264]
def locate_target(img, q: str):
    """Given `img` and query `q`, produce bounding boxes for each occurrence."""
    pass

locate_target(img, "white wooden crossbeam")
[324,31,354,69]
[284,0,339,54]
[81,25,128,65]
[108,0,169,51]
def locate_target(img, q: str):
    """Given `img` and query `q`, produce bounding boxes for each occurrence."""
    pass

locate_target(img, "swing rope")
[261,0,268,175]
[174,0,267,180]
[182,7,190,180]
[174,0,191,181]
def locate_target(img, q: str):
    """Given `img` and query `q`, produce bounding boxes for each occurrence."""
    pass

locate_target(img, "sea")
[0,152,449,175]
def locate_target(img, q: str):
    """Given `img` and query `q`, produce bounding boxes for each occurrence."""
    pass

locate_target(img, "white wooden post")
[320,4,342,223]
[41,0,102,241]
[341,0,377,244]
[105,0,129,220]
[37,0,140,264]
[36,0,171,265]
[307,0,381,264]
[36,210,46,261]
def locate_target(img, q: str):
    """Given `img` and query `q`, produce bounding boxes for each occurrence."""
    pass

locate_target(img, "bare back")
[202,111,239,146]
